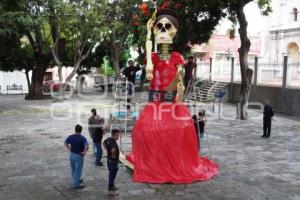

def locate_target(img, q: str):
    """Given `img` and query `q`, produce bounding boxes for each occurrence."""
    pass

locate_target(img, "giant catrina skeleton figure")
[126,9,219,183]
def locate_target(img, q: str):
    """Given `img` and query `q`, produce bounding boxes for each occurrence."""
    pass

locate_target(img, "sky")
[215,2,270,35]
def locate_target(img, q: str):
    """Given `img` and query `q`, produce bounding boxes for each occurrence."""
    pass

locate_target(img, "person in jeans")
[103,129,120,196]
[93,120,111,166]
[88,108,104,154]
[65,124,89,189]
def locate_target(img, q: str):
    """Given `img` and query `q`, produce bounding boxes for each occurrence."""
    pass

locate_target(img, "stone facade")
[264,0,300,63]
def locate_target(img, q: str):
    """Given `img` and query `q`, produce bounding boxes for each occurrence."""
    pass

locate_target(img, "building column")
[230,57,235,84]
[253,57,258,86]
[282,55,288,89]
[209,57,212,83]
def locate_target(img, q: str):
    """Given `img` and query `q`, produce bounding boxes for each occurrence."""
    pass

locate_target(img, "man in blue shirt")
[65,124,89,189]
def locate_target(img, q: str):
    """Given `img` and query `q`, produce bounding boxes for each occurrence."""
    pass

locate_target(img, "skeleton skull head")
[153,17,177,44]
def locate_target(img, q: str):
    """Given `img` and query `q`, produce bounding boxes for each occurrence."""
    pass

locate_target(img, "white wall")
[0,71,31,94]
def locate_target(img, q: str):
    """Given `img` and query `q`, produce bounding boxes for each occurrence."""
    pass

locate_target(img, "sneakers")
[95,162,104,166]
[73,185,85,190]
[108,190,119,196]
[113,185,119,191]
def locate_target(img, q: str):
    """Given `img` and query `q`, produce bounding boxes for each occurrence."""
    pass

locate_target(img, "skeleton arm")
[175,64,185,102]
[164,64,185,102]
[146,19,154,80]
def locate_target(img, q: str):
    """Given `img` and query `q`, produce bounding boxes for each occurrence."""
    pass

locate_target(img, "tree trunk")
[111,45,120,75]
[25,70,31,93]
[65,58,82,84]
[51,38,64,98]
[26,65,47,100]
[112,56,120,75]
[236,5,253,120]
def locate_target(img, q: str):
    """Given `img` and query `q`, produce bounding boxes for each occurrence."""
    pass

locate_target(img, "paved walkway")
[0,94,299,200]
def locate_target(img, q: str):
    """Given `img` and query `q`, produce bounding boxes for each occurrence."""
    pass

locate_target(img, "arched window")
[293,8,298,22]
[287,42,299,62]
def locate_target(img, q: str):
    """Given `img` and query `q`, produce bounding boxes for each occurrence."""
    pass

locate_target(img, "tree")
[226,0,271,120]
[51,0,108,85]
[100,0,140,74]
[0,0,58,100]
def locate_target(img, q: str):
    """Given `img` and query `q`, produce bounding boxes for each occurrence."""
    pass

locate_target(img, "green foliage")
[257,0,272,15]
[225,0,272,23]
[100,56,115,76]
[0,0,34,71]
[51,0,108,64]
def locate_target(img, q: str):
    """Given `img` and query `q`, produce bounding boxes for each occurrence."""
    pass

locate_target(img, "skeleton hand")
[146,66,153,80]
[177,82,184,93]
[146,19,154,40]
[175,82,185,102]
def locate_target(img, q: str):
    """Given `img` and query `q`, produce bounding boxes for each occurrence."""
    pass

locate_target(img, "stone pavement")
[0,94,300,200]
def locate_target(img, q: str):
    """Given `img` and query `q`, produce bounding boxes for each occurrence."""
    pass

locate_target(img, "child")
[198,111,206,139]
[192,115,200,151]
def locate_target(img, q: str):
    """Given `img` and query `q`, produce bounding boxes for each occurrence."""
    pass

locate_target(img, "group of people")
[64,108,121,196]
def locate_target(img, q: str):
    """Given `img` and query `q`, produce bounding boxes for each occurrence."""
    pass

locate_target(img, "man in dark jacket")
[93,120,111,166]
[183,55,197,93]
[88,108,104,154]
[121,60,141,110]
[262,100,274,138]
[103,129,120,196]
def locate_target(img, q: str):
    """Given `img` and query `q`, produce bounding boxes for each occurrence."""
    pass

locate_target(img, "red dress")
[126,52,219,183]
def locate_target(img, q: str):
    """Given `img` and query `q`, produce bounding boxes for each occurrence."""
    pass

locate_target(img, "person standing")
[198,111,206,139]
[183,55,197,92]
[122,60,141,86]
[88,108,104,154]
[103,129,120,196]
[192,115,200,151]
[262,100,274,138]
[93,120,111,166]
[192,111,206,151]
[65,124,89,189]
[121,60,141,110]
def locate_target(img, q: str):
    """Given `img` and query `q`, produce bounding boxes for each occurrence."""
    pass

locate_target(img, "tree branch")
[51,38,61,66]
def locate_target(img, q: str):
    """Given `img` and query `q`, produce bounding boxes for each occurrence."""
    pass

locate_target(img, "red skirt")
[126,102,219,183]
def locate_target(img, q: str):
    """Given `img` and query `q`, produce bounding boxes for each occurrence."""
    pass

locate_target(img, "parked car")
[42,80,70,94]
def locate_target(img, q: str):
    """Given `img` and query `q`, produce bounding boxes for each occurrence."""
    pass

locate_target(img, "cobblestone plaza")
[0,94,299,200]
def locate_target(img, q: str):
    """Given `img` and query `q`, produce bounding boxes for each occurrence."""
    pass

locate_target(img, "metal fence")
[196,58,300,89]
[256,63,283,86]
[234,61,255,83]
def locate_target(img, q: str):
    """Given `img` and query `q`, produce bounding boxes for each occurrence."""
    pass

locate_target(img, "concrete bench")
[7,84,23,94]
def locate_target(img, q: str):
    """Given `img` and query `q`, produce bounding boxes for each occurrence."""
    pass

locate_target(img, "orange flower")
[160,0,170,9]
[132,14,138,20]
[140,3,149,16]
[140,3,148,12]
